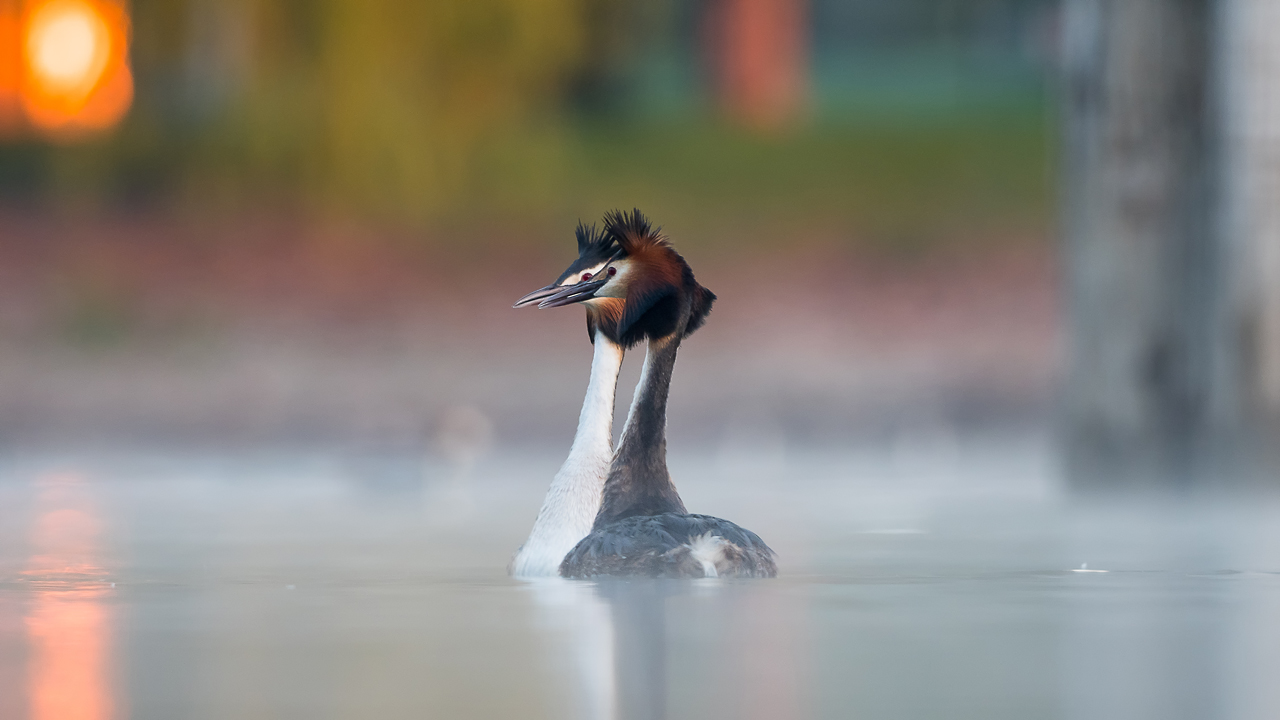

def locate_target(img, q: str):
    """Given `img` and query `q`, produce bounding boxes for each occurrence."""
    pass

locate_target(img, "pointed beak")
[537,278,607,308]
[513,284,564,308]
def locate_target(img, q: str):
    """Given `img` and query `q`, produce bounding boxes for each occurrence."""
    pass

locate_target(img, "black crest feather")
[575,221,613,254]
[602,208,667,251]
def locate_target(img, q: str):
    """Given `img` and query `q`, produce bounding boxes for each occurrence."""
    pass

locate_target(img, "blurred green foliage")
[563,107,1053,250]
[127,0,588,217]
[0,0,1054,248]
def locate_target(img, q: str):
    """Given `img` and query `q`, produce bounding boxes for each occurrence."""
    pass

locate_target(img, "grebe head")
[513,221,619,309]
[514,209,715,348]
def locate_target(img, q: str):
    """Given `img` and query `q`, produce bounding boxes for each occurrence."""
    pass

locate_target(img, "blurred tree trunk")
[1060,0,1221,490]
[1061,0,1280,490]
[1220,0,1280,466]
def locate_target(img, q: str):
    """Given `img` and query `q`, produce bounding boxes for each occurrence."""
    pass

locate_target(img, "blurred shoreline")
[0,210,1058,451]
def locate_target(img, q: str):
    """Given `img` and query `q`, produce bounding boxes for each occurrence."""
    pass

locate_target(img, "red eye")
[581,273,592,282]
[607,266,617,277]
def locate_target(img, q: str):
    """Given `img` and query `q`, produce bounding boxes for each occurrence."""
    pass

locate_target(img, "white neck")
[510,331,624,577]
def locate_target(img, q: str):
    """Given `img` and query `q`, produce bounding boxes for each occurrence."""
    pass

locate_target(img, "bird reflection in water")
[526,578,803,720]
[21,472,118,720]
[598,580,669,720]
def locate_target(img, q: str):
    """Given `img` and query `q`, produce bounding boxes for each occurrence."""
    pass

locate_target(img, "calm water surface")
[2,440,1279,720]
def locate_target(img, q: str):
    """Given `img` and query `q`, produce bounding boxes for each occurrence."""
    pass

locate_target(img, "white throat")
[510,331,624,577]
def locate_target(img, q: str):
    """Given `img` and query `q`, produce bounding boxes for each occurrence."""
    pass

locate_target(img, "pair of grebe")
[509,210,776,579]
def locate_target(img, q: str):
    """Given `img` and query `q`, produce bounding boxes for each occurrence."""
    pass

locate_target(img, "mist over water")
[3,437,1279,720]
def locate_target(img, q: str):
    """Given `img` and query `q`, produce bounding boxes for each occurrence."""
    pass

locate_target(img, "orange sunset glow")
[23,473,118,720]
[0,0,132,138]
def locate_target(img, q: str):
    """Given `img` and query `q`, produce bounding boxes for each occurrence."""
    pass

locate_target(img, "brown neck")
[593,335,687,528]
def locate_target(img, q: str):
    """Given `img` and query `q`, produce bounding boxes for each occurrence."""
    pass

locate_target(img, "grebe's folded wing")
[560,513,776,579]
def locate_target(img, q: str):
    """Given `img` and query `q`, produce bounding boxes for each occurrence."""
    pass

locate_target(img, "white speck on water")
[111,582,116,588]
[1072,562,1108,573]
[286,584,296,590]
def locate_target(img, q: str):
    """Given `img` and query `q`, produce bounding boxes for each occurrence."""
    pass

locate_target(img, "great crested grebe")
[524,209,776,578]
[509,223,627,577]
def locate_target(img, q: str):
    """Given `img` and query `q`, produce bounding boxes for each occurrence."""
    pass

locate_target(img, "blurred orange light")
[27,0,109,94]
[16,0,132,138]
[23,473,118,720]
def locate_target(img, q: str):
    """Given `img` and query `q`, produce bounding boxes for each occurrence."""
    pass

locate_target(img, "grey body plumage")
[560,513,776,578]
